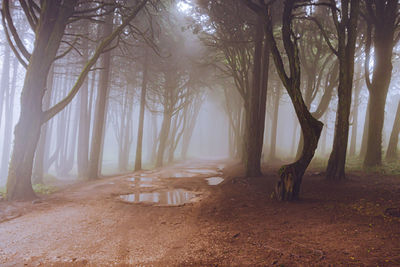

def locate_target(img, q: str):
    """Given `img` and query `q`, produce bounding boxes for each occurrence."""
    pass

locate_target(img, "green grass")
[310,156,400,176]
[32,183,57,195]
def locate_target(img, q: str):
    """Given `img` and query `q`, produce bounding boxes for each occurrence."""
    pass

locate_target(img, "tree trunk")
[269,85,281,160]
[326,0,359,180]
[0,46,10,130]
[134,49,149,171]
[349,76,361,157]
[88,12,113,179]
[364,42,393,166]
[363,0,397,167]
[155,111,172,168]
[244,13,269,177]
[6,1,74,200]
[77,25,91,179]
[262,0,323,200]
[181,96,202,159]
[33,64,54,183]
[386,99,400,160]
[360,99,370,157]
[0,48,15,180]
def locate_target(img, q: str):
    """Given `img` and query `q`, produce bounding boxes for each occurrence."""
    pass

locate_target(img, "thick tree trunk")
[325,0,359,180]
[364,44,393,166]
[33,64,54,183]
[6,1,74,200]
[244,14,269,177]
[386,99,400,160]
[88,13,113,179]
[363,1,397,167]
[134,50,149,171]
[326,77,353,180]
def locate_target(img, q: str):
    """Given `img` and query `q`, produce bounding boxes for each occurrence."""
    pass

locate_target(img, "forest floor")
[0,159,399,266]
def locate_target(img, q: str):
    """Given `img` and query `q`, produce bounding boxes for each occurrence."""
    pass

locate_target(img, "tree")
[386,99,400,160]
[2,0,150,200]
[363,0,399,167]
[318,0,360,180]
[199,0,270,176]
[244,0,323,200]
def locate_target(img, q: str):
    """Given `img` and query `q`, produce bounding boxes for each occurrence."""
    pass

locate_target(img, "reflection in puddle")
[120,189,196,206]
[167,172,198,178]
[187,169,218,175]
[128,177,153,182]
[206,177,224,186]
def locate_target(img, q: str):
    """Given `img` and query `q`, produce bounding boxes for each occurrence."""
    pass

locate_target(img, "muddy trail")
[0,160,400,266]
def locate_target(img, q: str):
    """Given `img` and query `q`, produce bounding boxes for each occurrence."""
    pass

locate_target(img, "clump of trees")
[0,0,399,202]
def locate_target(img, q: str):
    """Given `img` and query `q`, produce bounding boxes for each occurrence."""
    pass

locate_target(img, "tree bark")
[155,111,172,168]
[258,0,323,200]
[244,13,269,177]
[349,74,361,157]
[363,0,397,167]
[5,1,76,200]
[33,64,54,183]
[0,48,15,180]
[134,49,149,171]
[269,85,281,160]
[88,12,113,179]
[386,99,400,160]
[77,24,91,179]
[326,0,359,180]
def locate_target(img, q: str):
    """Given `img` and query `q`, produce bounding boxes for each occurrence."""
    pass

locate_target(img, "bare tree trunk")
[364,45,394,166]
[326,0,360,180]
[150,113,158,164]
[134,49,149,171]
[77,25,91,179]
[181,96,202,159]
[0,49,16,180]
[155,111,172,168]
[360,99,370,157]
[269,85,281,160]
[386,99,400,160]
[364,0,397,167]
[244,13,270,177]
[0,46,10,129]
[349,75,361,157]
[33,64,54,183]
[88,13,113,179]
[6,1,74,200]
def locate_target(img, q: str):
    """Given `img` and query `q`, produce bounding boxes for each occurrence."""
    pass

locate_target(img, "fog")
[0,0,400,186]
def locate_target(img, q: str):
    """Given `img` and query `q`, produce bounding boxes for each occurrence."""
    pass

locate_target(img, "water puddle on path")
[119,189,196,206]
[206,177,224,186]
[187,169,219,175]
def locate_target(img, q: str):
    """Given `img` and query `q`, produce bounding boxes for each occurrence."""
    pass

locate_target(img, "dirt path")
[0,160,399,266]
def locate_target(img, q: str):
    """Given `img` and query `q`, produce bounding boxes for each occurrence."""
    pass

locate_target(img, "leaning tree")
[1,0,152,200]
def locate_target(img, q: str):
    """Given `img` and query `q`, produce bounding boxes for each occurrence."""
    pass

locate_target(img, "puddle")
[119,189,196,206]
[128,177,153,182]
[187,169,219,175]
[166,172,198,178]
[206,177,224,186]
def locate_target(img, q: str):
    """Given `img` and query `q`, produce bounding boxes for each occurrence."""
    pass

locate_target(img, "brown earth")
[0,160,399,266]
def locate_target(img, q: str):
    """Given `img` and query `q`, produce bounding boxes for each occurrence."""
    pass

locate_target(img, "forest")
[0,0,399,266]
